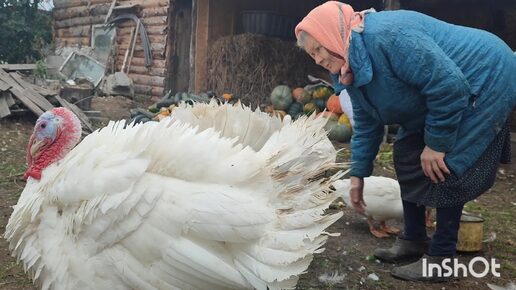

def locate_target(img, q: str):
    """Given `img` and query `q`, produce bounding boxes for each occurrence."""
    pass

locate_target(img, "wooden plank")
[122,26,137,72]
[0,77,11,91]
[53,0,111,9]
[128,66,166,76]
[134,84,164,96]
[121,57,166,68]
[56,36,91,46]
[53,4,110,20]
[126,19,140,73]
[9,88,44,116]
[118,26,167,36]
[0,64,37,71]
[8,72,54,96]
[54,15,105,29]
[128,74,165,87]
[141,7,168,17]
[0,93,11,118]
[9,72,57,96]
[54,95,94,133]
[0,69,24,91]
[23,88,54,111]
[56,26,92,38]
[5,92,15,107]
[189,0,197,92]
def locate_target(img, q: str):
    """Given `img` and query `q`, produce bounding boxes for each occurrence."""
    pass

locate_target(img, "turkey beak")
[30,137,48,160]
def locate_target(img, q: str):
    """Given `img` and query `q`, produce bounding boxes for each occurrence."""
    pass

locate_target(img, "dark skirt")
[393,121,511,208]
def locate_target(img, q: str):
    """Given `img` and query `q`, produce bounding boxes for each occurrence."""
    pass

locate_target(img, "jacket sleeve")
[348,89,384,177]
[381,27,471,153]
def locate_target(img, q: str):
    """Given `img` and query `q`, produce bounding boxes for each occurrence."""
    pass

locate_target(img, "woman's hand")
[420,146,450,183]
[349,176,366,215]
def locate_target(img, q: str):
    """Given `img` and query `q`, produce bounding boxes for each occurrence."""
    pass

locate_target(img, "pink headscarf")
[295,1,369,85]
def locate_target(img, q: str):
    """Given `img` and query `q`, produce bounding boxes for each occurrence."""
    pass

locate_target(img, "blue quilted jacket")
[332,10,516,177]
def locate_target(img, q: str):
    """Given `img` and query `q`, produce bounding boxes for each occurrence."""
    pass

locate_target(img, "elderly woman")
[295,1,516,282]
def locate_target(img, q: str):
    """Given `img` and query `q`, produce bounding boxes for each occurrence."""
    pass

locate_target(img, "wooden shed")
[51,0,384,100]
[52,0,515,101]
[53,0,171,100]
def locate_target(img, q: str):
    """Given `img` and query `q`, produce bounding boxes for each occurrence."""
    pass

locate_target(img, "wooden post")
[194,0,209,93]
[126,20,140,74]
[122,26,136,72]
[189,0,197,92]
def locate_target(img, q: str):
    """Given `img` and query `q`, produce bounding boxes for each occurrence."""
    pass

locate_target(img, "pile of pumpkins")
[266,84,352,143]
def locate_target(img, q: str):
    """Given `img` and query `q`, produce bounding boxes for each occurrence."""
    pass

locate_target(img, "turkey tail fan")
[172,101,348,289]
[171,100,284,151]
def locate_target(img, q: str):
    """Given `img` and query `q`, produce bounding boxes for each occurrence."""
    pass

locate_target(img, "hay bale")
[207,33,327,109]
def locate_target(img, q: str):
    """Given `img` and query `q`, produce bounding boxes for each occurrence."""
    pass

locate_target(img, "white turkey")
[333,176,433,238]
[5,101,346,290]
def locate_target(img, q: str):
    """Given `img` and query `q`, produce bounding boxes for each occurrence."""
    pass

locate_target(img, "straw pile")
[207,33,327,109]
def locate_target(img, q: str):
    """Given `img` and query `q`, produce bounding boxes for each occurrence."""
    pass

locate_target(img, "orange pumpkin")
[292,87,304,98]
[222,93,232,101]
[326,94,342,114]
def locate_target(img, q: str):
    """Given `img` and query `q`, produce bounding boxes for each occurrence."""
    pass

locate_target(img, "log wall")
[53,0,173,99]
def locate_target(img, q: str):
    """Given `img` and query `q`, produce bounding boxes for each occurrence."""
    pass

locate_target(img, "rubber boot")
[374,237,430,263]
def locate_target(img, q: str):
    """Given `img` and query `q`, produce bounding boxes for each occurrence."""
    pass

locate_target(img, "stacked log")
[53,0,172,100]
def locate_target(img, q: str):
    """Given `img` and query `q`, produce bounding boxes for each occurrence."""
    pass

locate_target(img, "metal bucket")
[457,214,484,252]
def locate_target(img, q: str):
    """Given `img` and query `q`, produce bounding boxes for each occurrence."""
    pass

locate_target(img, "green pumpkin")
[271,85,293,110]
[313,86,333,100]
[314,98,326,112]
[304,103,318,115]
[287,102,304,119]
[298,90,312,104]
[324,120,352,142]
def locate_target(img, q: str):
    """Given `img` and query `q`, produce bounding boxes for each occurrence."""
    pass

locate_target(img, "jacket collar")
[348,31,373,88]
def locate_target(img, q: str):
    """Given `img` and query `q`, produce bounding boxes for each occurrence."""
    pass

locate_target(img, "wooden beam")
[0,93,11,118]
[0,69,23,91]
[0,77,11,91]
[9,72,57,96]
[0,69,55,113]
[22,88,54,111]
[189,0,197,92]
[122,26,137,72]
[9,88,45,116]
[0,64,37,71]
[5,92,15,107]
[128,74,165,87]
[53,3,111,20]
[194,0,209,93]
[126,20,141,74]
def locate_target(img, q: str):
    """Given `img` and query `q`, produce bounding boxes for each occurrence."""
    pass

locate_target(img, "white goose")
[5,101,345,290]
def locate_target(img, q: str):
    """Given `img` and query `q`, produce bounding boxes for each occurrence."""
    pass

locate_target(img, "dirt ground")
[0,97,514,290]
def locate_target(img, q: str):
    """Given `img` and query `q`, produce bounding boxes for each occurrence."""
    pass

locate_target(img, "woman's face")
[303,34,346,75]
